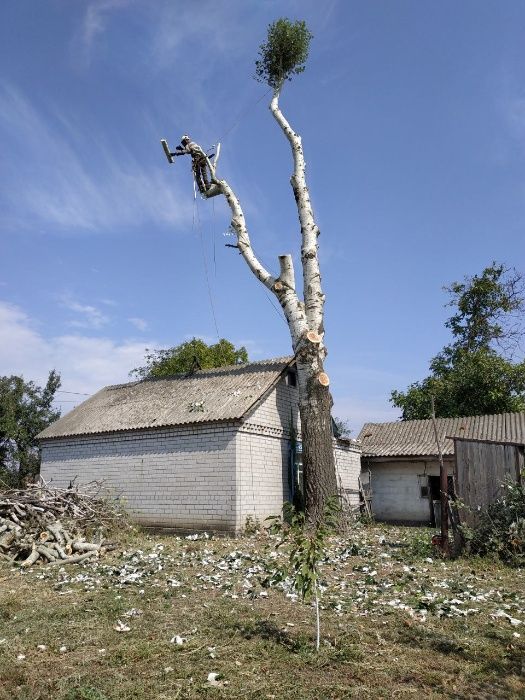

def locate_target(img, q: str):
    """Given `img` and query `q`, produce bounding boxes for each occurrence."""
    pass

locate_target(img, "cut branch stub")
[274,281,284,291]
[305,330,322,344]
[318,372,330,387]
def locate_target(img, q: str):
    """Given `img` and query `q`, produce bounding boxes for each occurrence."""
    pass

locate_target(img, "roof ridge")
[361,411,525,430]
[106,356,294,391]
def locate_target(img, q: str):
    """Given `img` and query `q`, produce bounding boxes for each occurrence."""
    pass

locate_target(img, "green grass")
[0,523,523,699]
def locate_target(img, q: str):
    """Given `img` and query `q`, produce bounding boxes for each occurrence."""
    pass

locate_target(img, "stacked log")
[0,482,119,567]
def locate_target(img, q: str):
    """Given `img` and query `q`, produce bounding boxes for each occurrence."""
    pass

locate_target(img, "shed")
[38,357,361,533]
[358,412,525,524]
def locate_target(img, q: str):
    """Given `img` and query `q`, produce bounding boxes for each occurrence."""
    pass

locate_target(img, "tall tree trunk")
[200,85,338,520]
[296,356,337,521]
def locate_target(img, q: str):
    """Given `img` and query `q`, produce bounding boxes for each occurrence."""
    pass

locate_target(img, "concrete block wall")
[40,424,238,532]
[365,460,443,523]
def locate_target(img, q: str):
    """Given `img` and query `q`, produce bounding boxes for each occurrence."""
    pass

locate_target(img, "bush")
[466,474,525,565]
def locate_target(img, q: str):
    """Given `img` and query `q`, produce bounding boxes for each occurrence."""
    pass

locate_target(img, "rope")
[215,87,272,143]
[211,198,217,276]
[263,289,288,326]
[186,86,285,338]
[193,197,220,340]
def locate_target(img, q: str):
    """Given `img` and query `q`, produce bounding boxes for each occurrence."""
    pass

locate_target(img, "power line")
[55,390,90,396]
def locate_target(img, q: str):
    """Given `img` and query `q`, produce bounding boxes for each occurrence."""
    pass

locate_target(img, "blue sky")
[1,1,524,432]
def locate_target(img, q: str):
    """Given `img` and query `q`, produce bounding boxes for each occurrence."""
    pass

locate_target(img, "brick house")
[38,357,361,533]
[359,412,525,525]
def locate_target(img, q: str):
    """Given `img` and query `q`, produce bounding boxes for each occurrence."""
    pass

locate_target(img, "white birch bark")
[193,82,337,518]
[204,152,308,350]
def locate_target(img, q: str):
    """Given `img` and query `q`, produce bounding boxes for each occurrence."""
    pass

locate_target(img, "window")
[286,371,297,387]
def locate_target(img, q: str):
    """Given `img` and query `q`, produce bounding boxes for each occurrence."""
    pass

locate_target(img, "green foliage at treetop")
[0,370,61,485]
[131,338,249,379]
[255,18,313,90]
[391,263,525,419]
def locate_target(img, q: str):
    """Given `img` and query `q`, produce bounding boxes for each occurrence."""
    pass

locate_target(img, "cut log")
[37,545,58,562]
[0,482,121,567]
[21,547,40,567]
[52,551,98,565]
[72,541,101,552]
[48,521,66,545]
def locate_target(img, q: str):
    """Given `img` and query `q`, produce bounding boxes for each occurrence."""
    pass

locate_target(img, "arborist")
[172,134,213,194]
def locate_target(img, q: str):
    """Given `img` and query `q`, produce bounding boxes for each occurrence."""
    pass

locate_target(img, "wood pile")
[0,482,119,567]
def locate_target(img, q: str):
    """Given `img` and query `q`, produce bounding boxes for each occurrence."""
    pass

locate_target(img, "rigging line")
[216,87,272,143]
[263,289,288,326]
[194,197,221,340]
[212,197,217,277]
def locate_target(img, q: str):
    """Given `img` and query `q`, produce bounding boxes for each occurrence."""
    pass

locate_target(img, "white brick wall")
[235,377,296,528]
[40,424,238,532]
[244,375,300,437]
[40,374,362,533]
[334,440,362,507]
[235,379,361,529]
[235,430,290,527]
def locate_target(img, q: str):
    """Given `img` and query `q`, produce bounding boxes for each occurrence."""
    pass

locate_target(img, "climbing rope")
[184,85,287,338]
[193,196,220,340]
[215,87,272,144]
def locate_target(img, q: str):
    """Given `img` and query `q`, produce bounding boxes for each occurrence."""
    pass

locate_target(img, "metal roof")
[38,357,294,440]
[358,412,525,458]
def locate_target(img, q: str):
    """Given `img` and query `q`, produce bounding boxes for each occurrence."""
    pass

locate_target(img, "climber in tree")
[173,134,212,194]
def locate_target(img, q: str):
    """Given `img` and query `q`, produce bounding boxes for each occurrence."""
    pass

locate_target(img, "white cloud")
[0,300,151,412]
[128,317,148,331]
[0,82,192,232]
[60,296,110,329]
[80,0,131,59]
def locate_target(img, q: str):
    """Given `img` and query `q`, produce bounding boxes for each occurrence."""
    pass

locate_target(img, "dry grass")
[0,523,523,699]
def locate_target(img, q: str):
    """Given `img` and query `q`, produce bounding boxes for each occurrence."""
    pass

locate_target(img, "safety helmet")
[181,134,190,143]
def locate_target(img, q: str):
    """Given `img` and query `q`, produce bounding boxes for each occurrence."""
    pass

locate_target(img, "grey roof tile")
[38,356,294,440]
[358,412,525,457]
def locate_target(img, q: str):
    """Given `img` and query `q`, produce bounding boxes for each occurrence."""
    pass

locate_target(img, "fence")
[452,437,524,528]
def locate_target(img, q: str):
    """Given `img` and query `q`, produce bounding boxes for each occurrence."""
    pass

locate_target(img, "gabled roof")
[358,412,525,458]
[38,357,294,440]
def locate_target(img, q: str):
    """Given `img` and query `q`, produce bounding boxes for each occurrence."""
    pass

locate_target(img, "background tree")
[332,416,352,438]
[179,19,337,520]
[131,338,248,379]
[391,263,525,419]
[0,371,61,485]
